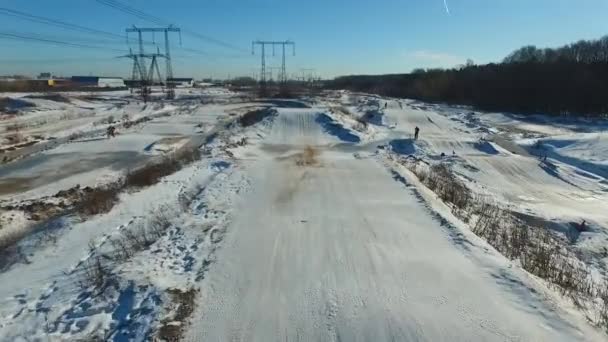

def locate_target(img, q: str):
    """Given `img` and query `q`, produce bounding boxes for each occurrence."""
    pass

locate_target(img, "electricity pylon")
[120,47,165,102]
[252,40,295,96]
[126,25,181,99]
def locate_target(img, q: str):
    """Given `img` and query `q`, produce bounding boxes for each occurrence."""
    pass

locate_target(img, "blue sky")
[1,0,607,79]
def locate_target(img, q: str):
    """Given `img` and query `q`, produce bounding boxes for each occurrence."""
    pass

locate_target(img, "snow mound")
[315,113,360,143]
[472,140,500,155]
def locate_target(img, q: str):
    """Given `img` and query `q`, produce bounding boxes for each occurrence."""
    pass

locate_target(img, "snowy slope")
[378,99,608,232]
[183,108,603,341]
[2,91,607,341]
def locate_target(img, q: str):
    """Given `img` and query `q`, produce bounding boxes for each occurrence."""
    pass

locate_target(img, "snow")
[1,89,607,341]
[183,107,604,341]
[0,156,229,341]
[0,89,239,202]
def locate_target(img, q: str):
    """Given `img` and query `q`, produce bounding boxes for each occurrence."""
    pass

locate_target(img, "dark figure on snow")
[579,220,587,232]
[384,102,388,109]
[414,126,420,140]
[107,125,116,139]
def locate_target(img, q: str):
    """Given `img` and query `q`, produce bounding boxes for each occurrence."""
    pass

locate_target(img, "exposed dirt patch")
[295,146,320,167]
[157,288,198,342]
[275,146,321,167]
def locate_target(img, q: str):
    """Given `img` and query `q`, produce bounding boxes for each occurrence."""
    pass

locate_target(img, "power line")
[0,29,127,46]
[0,7,126,41]
[0,4,240,67]
[0,7,210,56]
[93,0,248,54]
[181,28,248,54]
[0,32,127,53]
[0,57,119,64]
[95,0,167,25]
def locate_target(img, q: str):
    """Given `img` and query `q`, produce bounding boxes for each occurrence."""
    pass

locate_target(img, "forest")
[328,36,608,117]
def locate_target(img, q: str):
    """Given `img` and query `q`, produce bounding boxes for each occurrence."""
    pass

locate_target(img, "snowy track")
[184,109,601,341]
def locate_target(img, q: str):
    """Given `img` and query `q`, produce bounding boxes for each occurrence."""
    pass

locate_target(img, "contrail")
[443,0,451,15]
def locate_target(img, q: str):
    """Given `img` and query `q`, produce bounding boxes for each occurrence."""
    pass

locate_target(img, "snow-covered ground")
[389,99,608,273]
[183,107,603,341]
[0,87,257,240]
[1,88,607,341]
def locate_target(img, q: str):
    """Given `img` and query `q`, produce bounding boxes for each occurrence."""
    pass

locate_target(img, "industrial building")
[70,76,126,88]
[167,77,194,87]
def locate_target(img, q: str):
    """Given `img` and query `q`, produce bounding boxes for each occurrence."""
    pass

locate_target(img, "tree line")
[327,36,608,117]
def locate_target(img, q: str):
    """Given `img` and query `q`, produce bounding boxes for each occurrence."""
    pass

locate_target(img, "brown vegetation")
[24,93,71,103]
[125,147,200,189]
[77,186,120,217]
[238,107,275,127]
[0,144,202,267]
[402,158,608,331]
[109,210,172,262]
[77,254,115,295]
[157,288,198,342]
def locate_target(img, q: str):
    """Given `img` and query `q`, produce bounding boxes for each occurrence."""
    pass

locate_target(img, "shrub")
[125,147,200,189]
[109,209,173,262]
[77,186,120,216]
[239,108,274,127]
[157,288,198,341]
[401,157,604,323]
[77,255,114,294]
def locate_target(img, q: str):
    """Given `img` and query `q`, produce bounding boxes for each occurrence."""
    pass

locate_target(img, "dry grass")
[238,108,275,127]
[403,158,608,331]
[77,186,120,217]
[109,209,173,262]
[25,93,71,103]
[0,144,201,266]
[157,288,198,342]
[77,254,115,295]
[125,147,200,189]
[5,123,24,132]
[5,132,25,145]
[79,209,174,294]
[0,232,27,271]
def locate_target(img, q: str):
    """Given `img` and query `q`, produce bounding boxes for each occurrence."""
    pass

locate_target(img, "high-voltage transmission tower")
[120,46,165,102]
[125,25,181,100]
[120,48,164,102]
[252,40,295,96]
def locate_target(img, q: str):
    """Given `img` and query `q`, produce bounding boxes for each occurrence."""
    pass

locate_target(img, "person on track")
[414,126,420,140]
[107,125,116,139]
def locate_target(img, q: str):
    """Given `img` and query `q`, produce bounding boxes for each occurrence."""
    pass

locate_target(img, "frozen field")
[0,89,606,341]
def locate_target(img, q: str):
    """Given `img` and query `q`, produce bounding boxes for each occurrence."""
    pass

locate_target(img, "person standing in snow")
[414,126,420,140]
[384,102,388,109]
[107,125,116,139]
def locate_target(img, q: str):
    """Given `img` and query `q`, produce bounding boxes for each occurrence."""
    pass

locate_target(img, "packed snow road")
[185,109,600,341]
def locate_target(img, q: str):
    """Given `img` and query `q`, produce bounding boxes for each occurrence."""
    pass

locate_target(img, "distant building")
[167,77,194,87]
[0,75,29,81]
[38,72,52,80]
[71,76,126,88]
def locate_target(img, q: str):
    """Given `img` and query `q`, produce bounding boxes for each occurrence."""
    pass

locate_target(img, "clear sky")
[1,0,607,79]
